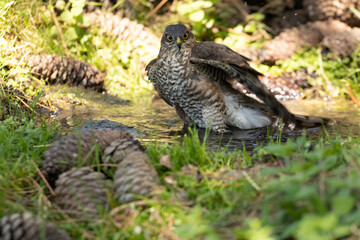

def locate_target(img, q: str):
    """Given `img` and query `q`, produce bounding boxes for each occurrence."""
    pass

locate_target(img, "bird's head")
[161,24,195,51]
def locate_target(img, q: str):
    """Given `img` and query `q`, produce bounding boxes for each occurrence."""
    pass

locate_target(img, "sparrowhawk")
[146,24,327,133]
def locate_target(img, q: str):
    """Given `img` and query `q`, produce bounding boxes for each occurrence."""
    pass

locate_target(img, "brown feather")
[145,58,157,72]
[191,42,260,75]
[146,24,330,132]
[190,41,293,121]
[294,114,330,127]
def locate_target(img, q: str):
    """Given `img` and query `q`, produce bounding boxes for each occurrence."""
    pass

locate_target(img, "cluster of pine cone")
[237,0,360,99]
[259,19,360,64]
[24,0,360,100]
[1,129,162,239]
[303,0,360,27]
[243,0,360,64]
[23,1,160,92]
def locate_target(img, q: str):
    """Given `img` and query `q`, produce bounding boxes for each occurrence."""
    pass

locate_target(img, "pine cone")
[260,20,351,63]
[0,212,71,240]
[232,70,313,101]
[259,71,313,100]
[310,19,352,36]
[55,167,108,218]
[113,151,161,203]
[103,138,144,166]
[303,0,360,27]
[85,10,160,52]
[84,10,159,73]
[321,28,360,58]
[26,54,104,92]
[260,23,322,64]
[84,10,160,77]
[42,129,132,186]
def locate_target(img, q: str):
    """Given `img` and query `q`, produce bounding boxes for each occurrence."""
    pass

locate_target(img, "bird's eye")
[183,32,189,39]
[166,35,173,42]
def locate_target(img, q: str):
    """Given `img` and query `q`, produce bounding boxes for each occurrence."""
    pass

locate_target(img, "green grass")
[145,129,360,239]
[1,118,360,239]
[256,48,360,101]
[0,0,154,102]
[0,117,56,214]
[1,0,360,239]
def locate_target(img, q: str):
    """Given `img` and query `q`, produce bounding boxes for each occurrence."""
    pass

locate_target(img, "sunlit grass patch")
[256,47,360,103]
[0,110,359,239]
[1,0,156,104]
[1,1,360,239]
[145,127,360,239]
[0,117,56,215]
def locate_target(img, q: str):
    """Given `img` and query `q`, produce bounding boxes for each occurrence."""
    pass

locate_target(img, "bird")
[146,24,328,133]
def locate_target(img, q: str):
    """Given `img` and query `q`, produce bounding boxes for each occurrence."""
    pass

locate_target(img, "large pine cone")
[0,212,71,240]
[310,19,352,36]
[85,10,159,52]
[84,10,160,73]
[321,28,360,58]
[103,138,144,166]
[113,151,161,203]
[260,19,353,63]
[260,23,323,64]
[303,0,360,27]
[55,167,108,218]
[42,129,132,186]
[26,55,104,92]
[85,10,160,76]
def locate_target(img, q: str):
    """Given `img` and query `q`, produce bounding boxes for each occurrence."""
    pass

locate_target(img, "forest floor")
[1,1,360,239]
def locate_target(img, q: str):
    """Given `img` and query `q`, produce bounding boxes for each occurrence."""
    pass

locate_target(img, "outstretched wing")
[190,41,293,121]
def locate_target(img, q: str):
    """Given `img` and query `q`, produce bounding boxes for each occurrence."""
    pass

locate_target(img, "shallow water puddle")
[51,87,360,151]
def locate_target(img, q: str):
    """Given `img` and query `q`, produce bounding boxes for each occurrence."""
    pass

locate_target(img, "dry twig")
[48,0,70,57]
[31,159,56,196]
[347,84,360,107]
[148,0,169,18]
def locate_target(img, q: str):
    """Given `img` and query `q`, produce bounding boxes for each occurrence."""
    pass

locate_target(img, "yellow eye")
[166,35,173,42]
[183,32,189,39]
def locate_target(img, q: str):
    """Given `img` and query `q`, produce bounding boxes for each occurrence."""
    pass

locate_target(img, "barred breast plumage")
[148,41,229,132]
[146,24,329,133]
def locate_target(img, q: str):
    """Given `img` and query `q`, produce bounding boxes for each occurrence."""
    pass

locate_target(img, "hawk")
[146,24,327,133]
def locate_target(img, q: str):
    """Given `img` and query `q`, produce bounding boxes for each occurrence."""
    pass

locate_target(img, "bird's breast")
[154,56,191,97]
[151,53,228,128]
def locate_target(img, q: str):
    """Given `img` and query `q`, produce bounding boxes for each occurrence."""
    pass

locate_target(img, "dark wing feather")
[191,42,260,76]
[190,42,293,121]
[145,58,157,72]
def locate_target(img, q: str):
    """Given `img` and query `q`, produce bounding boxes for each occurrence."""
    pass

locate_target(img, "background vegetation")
[0,0,360,239]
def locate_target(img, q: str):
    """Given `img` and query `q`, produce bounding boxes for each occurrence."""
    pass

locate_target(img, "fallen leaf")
[160,155,172,169]
[164,175,177,185]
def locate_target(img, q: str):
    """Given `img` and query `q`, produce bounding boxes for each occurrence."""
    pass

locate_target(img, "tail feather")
[293,114,330,127]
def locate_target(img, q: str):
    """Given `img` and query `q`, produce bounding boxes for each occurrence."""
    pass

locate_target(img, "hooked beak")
[176,38,182,49]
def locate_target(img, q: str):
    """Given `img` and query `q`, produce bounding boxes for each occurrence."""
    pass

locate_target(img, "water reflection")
[53,87,360,152]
